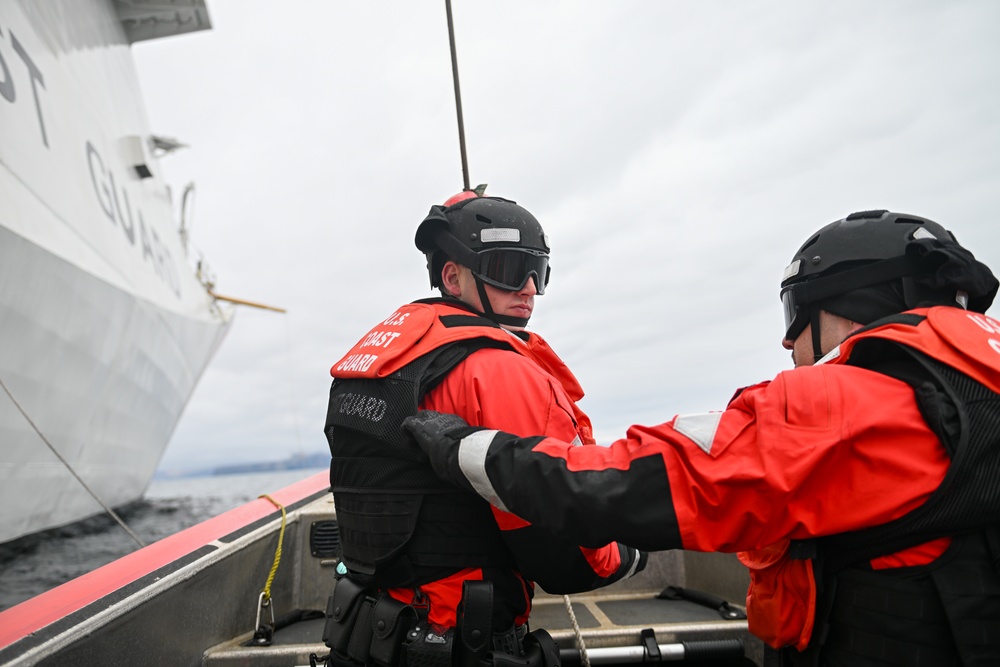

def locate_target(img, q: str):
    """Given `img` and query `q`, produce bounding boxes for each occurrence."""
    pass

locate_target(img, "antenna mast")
[445,0,471,191]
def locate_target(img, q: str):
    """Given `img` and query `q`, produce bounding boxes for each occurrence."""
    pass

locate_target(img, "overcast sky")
[131,0,1000,473]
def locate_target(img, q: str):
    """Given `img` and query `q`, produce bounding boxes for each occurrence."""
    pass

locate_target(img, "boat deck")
[0,475,762,666]
[200,496,761,667]
[203,590,758,666]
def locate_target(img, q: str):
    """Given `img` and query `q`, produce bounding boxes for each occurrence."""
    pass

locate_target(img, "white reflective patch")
[457,430,509,512]
[816,345,842,365]
[481,228,520,244]
[570,434,583,447]
[625,548,642,578]
[782,259,801,282]
[912,227,938,241]
[673,412,724,455]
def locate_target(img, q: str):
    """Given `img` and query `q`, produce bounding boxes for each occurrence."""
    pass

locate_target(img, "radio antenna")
[444,0,471,191]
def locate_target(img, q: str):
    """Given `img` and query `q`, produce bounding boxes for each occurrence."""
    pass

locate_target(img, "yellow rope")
[258,494,287,602]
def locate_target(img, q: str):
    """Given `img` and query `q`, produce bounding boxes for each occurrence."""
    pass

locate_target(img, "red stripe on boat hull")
[0,471,329,650]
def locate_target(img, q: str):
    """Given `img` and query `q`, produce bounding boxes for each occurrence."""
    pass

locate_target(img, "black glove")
[400,410,485,489]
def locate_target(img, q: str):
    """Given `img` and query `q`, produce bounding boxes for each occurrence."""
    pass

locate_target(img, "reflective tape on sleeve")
[626,548,642,578]
[457,430,509,512]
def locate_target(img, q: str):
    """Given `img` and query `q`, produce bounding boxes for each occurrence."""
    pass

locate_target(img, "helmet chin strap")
[810,304,824,364]
[474,278,530,329]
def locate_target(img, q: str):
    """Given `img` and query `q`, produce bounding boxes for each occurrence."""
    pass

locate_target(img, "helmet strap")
[810,304,824,364]
[433,229,531,328]
[474,277,530,329]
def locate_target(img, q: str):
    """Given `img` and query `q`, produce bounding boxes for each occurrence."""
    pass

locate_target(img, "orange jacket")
[741,306,1000,649]
[331,299,638,628]
[423,307,1000,646]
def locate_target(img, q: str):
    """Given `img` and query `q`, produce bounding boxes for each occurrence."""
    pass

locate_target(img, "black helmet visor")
[475,248,550,295]
[780,252,927,342]
[780,286,809,342]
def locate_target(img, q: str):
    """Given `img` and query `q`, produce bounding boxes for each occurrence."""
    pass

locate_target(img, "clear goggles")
[474,248,551,295]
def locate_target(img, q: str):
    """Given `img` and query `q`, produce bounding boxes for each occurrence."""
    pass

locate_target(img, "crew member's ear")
[441,261,462,297]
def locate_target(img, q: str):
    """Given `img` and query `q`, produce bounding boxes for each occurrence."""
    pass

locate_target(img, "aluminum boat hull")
[0,472,763,667]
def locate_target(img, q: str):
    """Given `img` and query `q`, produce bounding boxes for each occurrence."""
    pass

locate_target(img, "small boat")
[0,472,763,666]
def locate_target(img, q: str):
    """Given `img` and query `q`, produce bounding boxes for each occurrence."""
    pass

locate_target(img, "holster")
[457,580,493,667]
[492,630,560,667]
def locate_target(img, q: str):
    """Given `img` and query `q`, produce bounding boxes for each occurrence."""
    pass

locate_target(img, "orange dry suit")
[757,306,1000,666]
[325,298,643,636]
[409,306,1000,666]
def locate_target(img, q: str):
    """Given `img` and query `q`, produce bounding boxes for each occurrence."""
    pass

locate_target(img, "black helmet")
[780,210,997,358]
[415,195,551,328]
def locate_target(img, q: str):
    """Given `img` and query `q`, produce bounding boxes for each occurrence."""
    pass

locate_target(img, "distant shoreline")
[155,451,329,479]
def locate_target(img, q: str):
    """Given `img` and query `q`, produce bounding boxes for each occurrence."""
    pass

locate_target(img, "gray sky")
[132,0,1000,473]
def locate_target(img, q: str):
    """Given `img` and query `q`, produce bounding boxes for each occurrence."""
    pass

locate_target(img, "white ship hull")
[0,0,230,545]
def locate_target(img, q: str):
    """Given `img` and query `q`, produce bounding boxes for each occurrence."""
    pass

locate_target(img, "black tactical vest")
[325,327,517,588]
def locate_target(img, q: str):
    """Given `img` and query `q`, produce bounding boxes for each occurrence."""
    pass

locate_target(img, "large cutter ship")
[0,0,232,546]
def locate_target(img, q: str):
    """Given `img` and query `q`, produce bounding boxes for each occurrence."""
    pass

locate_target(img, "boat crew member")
[322,191,645,667]
[403,210,1000,666]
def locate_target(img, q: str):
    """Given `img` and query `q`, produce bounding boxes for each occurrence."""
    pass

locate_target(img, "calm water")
[0,467,328,612]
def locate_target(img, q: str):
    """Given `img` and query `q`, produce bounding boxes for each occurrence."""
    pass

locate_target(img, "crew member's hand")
[401,410,484,489]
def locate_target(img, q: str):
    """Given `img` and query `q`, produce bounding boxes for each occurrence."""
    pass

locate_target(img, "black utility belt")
[321,576,557,667]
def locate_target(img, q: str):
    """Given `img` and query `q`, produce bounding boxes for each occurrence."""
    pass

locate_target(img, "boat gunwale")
[0,472,330,659]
